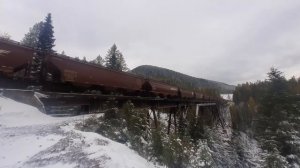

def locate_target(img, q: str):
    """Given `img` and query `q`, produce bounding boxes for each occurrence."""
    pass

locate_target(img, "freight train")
[0,39,205,99]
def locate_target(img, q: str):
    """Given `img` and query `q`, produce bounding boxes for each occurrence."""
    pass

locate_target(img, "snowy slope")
[0,96,58,127]
[0,96,161,168]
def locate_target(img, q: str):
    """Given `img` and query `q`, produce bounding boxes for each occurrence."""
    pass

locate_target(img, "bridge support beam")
[150,107,158,129]
[167,108,173,134]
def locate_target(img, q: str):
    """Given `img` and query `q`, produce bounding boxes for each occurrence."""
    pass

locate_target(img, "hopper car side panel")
[149,80,179,97]
[0,39,212,100]
[194,92,204,99]
[180,89,194,98]
[0,40,33,77]
[48,55,143,92]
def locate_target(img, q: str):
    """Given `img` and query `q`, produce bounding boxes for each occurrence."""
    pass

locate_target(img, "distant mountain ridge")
[131,65,235,93]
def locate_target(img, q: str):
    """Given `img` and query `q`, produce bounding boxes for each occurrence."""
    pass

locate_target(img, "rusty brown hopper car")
[194,92,204,99]
[0,39,33,77]
[0,39,201,99]
[180,89,194,98]
[148,80,179,98]
[47,54,145,94]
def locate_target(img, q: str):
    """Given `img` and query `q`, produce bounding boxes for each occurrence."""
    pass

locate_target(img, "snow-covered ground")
[0,96,160,168]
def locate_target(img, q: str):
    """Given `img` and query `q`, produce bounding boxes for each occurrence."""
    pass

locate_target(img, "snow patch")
[0,97,83,127]
[220,94,233,101]
[62,123,160,168]
[0,134,62,168]
[0,96,161,167]
[39,162,76,168]
[0,97,57,127]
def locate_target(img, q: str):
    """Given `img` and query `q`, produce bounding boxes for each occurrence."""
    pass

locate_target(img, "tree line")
[20,13,128,72]
[231,68,300,167]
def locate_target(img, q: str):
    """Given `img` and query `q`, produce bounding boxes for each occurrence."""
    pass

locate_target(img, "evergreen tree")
[37,13,55,53]
[122,101,149,155]
[21,21,43,48]
[82,56,87,62]
[267,67,288,96]
[118,52,128,71]
[91,55,104,66]
[0,32,11,40]
[30,13,55,82]
[232,68,300,166]
[105,44,128,71]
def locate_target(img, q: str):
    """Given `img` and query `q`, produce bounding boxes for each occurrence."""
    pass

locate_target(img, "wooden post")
[196,104,199,118]
[151,107,158,129]
[183,105,188,119]
[197,106,202,122]
[167,109,172,134]
[178,105,185,138]
[173,109,177,133]
[216,105,225,128]
[147,109,150,126]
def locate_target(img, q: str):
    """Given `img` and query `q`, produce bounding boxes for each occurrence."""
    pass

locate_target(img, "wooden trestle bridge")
[1,89,226,133]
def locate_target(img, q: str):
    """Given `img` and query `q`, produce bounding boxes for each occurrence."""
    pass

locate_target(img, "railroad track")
[1,89,221,116]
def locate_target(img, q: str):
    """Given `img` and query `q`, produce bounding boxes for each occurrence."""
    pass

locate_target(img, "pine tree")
[248,68,300,166]
[37,13,55,53]
[118,52,128,71]
[82,56,87,62]
[105,44,128,71]
[0,32,11,40]
[267,67,288,97]
[264,150,289,168]
[30,13,55,82]
[91,55,104,66]
[21,21,43,48]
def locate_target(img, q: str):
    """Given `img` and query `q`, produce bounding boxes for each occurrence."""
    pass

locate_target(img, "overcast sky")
[1,0,300,85]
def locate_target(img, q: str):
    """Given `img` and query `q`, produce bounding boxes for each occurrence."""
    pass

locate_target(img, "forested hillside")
[132,65,235,93]
[231,68,300,167]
